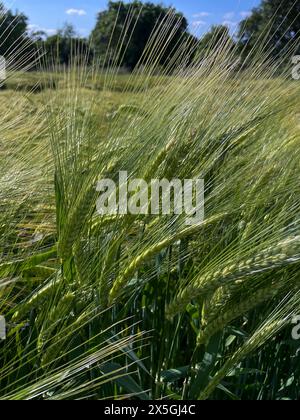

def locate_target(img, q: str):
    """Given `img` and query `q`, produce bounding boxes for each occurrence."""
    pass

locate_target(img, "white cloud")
[66,8,87,16]
[192,20,207,28]
[28,24,39,31]
[192,12,211,18]
[240,11,251,18]
[223,12,235,20]
[41,28,57,36]
[28,24,57,36]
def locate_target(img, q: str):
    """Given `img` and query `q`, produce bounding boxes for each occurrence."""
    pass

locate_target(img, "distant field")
[0,70,172,93]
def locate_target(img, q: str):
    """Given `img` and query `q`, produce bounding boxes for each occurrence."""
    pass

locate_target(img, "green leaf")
[160,366,189,383]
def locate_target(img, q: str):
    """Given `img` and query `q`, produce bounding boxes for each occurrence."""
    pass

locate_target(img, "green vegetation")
[0,1,300,401]
[2,1,300,70]
[91,1,191,69]
[0,3,28,56]
[238,0,300,60]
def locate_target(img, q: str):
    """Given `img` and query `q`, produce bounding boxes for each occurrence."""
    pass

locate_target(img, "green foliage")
[238,0,300,61]
[0,2,34,68]
[90,1,190,69]
[195,25,235,61]
[41,24,93,66]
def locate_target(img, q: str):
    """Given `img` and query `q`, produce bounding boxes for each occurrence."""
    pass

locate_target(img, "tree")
[30,30,48,43]
[91,1,189,70]
[43,24,92,66]
[195,25,234,61]
[0,3,30,59]
[238,0,300,60]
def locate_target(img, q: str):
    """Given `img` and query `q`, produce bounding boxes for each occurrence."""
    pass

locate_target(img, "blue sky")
[4,0,261,38]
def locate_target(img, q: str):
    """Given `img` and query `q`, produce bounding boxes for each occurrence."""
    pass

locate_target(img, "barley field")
[1,23,300,400]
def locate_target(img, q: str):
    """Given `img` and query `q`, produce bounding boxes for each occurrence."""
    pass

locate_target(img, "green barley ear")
[167,236,300,319]
[109,213,226,302]
[12,273,63,322]
[58,183,97,261]
[197,280,286,346]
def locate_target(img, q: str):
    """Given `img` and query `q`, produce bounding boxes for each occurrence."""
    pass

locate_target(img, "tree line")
[1,0,299,70]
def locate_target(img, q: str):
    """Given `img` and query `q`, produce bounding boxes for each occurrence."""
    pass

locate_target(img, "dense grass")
[1,16,300,400]
[0,70,170,93]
